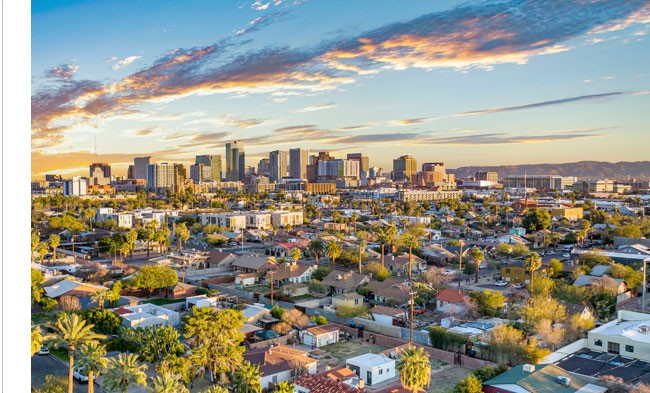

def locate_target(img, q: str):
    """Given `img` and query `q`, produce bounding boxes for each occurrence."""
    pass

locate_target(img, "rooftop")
[346,353,393,367]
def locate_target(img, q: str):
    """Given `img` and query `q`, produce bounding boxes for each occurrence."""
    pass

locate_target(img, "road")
[32,354,87,390]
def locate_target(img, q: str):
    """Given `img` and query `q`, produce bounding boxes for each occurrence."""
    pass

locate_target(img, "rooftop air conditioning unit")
[556,376,570,386]
[640,325,650,334]
[522,364,535,373]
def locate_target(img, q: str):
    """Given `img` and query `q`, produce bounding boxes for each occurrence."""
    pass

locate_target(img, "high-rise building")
[418,162,446,183]
[146,163,176,190]
[89,163,111,178]
[225,141,245,181]
[289,148,309,179]
[134,156,151,181]
[63,177,87,196]
[45,174,62,182]
[317,159,360,180]
[393,154,417,181]
[475,171,498,183]
[269,150,288,183]
[307,151,334,182]
[257,158,270,175]
[347,153,369,173]
[195,155,222,182]
[127,165,135,179]
[89,166,110,185]
[190,164,212,183]
[174,164,187,186]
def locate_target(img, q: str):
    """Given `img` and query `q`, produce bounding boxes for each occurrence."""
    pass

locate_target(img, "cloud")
[104,57,118,63]
[295,102,337,113]
[135,127,157,136]
[453,92,625,117]
[236,12,284,35]
[112,56,141,70]
[45,64,79,80]
[390,117,438,126]
[185,114,266,128]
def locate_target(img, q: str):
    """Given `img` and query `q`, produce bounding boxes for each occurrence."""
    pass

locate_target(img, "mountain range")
[448,161,650,180]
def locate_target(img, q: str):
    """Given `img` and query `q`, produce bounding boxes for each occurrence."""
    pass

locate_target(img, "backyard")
[309,339,390,368]
[427,364,472,393]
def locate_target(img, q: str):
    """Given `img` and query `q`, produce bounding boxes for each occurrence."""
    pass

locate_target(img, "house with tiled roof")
[381,254,427,277]
[435,289,468,309]
[243,345,318,390]
[205,250,238,269]
[294,372,363,393]
[42,278,108,300]
[162,282,197,299]
[366,278,410,305]
[232,255,277,273]
[320,270,370,295]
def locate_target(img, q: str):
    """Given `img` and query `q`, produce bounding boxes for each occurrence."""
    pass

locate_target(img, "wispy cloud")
[295,102,337,113]
[45,64,79,80]
[112,56,141,70]
[390,117,438,126]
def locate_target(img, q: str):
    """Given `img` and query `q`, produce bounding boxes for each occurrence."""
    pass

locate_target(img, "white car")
[441,270,456,276]
[562,253,570,258]
[479,264,487,269]
[37,346,49,355]
[494,280,507,287]
[73,367,96,383]
[514,283,526,289]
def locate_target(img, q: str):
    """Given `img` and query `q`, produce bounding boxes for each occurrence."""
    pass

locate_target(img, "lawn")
[241,284,271,293]
[427,364,472,393]
[50,348,69,363]
[312,339,389,368]
[143,298,186,306]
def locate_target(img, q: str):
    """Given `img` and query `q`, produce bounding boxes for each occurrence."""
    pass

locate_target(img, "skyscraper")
[289,148,309,179]
[269,150,288,183]
[346,153,369,173]
[225,141,245,181]
[89,163,111,178]
[257,158,270,175]
[393,154,417,181]
[190,164,212,182]
[146,163,175,189]
[195,155,222,182]
[134,156,151,181]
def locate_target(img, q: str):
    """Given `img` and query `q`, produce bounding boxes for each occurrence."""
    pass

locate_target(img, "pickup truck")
[73,367,96,383]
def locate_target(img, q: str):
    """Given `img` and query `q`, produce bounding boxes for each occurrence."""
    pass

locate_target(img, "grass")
[143,298,186,305]
[318,340,389,367]
[427,364,472,393]
[50,347,69,363]
[31,311,61,325]
[291,294,318,301]
[241,284,271,293]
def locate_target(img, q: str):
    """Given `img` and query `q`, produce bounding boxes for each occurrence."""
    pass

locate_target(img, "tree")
[137,326,185,363]
[291,248,302,264]
[102,353,148,393]
[519,297,566,328]
[201,386,230,393]
[609,263,643,290]
[281,308,310,328]
[40,297,58,311]
[128,265,178,295]
[469,248,485,283]
[91,289,111,310]
[463,262,476,277]
[496,243,512,261]
[78,309,124,335]
[32,325,43,357]
[44,313,105,393]
[109,281,122,308]
[126,230,139,258]
[147,372,189,393]
[59,295,81,311]
[399,234,420,280]
[325,240,342,270]
[365,262,391,281]
[119,242,131,264]
[49,234,61,262]
[76,341,108,393]
[273,381,293,393]
[536,319,565,350]
[469,290,505,317]
[308,239,325,266]
[356,235,368,274]
[549,259,563,278]
[396,346,431,393]
[32,267,45,305]
[524,253,542,293]
[144,225,156,257]
[530,275,556,297]
[34,375,68,393]
[32,231,40,263]
[578,252,613,269]
[231,360,262,393]
[176,223,190,251]
[155,228,171,254]
[522,208,551,232]
[36,241,49,263]
[453,375,483,393]
[311,267,330,281]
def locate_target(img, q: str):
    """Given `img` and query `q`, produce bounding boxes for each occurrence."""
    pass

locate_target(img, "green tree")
[137,326,184,363]
[325,240,342,270]
[524,253,542,293]
[32,232,40,263]
[36,241,49,263]
[519,297,566,328]
[126,230,138,258]
[34,375,68,393]
[530,275,556,297]
[549,259,563,278]
[469,248,485,283]
[49,234,61,262]
[201,386,230,393]
[364,262,391,281]
[78,309,124,335]
[175,223,190,251]
[75,341,108,393]
[32,268,45,305]
[311,267,331,281]
[578,252,613,269]
[102,353,148,393]
[522,208,551,232]
[128,265,178,295]
[291,248,302,264]
[399,234,420,280]
[91,289,111,310]
[469,290,505,317]
[356,233,369,274]
[32,325,43,357]
[609,263,643,290]
[308,238,325,266]
[147,372,189,393]
[230,360,262,393]
[453,375,483,393]
[396,346,431,393]
[463,262,476,277]
[273,381,293,393]
[44,314,105,393]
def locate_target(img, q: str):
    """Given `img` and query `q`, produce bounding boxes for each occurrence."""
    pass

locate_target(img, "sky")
[31,0,650,179]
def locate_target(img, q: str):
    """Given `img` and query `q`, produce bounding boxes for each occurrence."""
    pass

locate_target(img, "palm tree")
[202,385,230,393]
[469,248,485,283]
[91,289,111,310]
[76,341,108,393]
[550,232,561,251]
[119,242,131,266]
[386,225,398,253]
[524,253,542,293]
[377,229,390,268]
[351,212,358,233]
[83,208,96,230]
[49,234,60,263]
[31,232,40,263]
[357,238,367,274]
[144,224,155,257]
[397,346,431,393]
[126,230,138,258]
[147,372,189,393]
[308,239,325,266]
[325,240,342,271]
[273,381,293,393]
[44,314,105,393]
[400,234,420,280]
[102,353,148,393]
[31,325,43,357]
[230,360,262,393]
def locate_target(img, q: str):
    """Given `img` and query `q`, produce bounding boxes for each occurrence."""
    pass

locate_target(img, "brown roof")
[306,323,339,336]
[435,289,467,304]
[237,272,258,278]
[371,305,406,317]
[232,255,276,270]
[206,251,237,265]
[294,373,362,393]
[113,306,134,315]
[243,345,316,376]
[324,367,358,381]
[166,282,197,291]
[267,263,312,281]
[367,278,410,302]
[321,270,369,289]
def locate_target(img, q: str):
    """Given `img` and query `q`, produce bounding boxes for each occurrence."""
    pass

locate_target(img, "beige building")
[549,207,584,221]
[392,154,417,181]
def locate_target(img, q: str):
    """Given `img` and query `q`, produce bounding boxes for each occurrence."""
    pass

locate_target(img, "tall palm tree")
[91,289,111,310]
[396,346,431,393]
[325,240,342,271]
[357,238,367,274]
[273,381,293,393]
[291,248,302,264]
[400,234,420,280]
[126,230,138,258]
[102,353,148,393]
[351,212,358,233]
[44,314,105,393]
[31,325,43,357]
[469,248,485,283]
[308,238,325,266]
[76,341,108,393]
[31,232,40,263]
[37,241,49,264]
[144,224,155,258]
[524,253,543,293]
[386,225,399,253]
[147,372,189,393]
[49,234,60,263]
[119,242,131,266]
[377,229,390,268]
[230,361,262,393]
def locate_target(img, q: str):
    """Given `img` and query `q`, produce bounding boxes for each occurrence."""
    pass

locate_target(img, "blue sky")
[31,0,650,178]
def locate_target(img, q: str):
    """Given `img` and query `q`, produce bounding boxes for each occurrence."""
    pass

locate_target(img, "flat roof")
[590,318,650,345]
[556,348,650,385]
[347,353,393,368]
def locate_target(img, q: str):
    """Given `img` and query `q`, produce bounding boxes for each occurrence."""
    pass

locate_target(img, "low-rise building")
[300,324,340,348]
[500,262,549,285]
[332,292,364,308]
[346,353,396,387]
[320,271,370,295]
[549,207,584,221]
[243,345,318,390]
[483,364,606,393]
[114,303,181,329]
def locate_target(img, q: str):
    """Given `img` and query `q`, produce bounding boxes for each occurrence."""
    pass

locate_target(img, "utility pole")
[458,242,463,291]
[409,290,415,343]
[270,270,274,306]
[644,259,648,313]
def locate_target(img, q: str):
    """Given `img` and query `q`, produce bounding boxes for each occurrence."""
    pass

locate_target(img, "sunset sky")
[31,0,650,179]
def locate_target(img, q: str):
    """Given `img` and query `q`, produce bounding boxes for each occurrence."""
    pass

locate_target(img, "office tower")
[226,141,245,181]
[195,155,222,182]
[134,156,151,181]
[127,165,135,179]
[347,153,369,173]
[45,174,62,182]
[393,154,417,181]
[190,164,212,182]
[419,162,446,183]
[317,159,360,180]
[89,163,111,178]
[475,171,498,182]
[146,163,176,189]
[174,164,187,186]
[257,158,270,174]
[269,150,288,183]
[289,148,309,179]
[502,175,575,190]
[63,177,87,196]
[89,166,110,185]
[306,151,334,182]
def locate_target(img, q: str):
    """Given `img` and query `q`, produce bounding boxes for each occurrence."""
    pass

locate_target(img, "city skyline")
[32,0,650,179]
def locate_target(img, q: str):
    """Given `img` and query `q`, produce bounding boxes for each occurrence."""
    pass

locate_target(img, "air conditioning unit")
[522,364,535,373]
[556,376,570,386]
[639,325,650,334]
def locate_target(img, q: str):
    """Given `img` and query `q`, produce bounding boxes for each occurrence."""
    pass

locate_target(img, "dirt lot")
[427,364,472,393]
[310,339,390,368]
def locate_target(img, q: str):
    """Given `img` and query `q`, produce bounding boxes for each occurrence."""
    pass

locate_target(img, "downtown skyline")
[31,0,650,179]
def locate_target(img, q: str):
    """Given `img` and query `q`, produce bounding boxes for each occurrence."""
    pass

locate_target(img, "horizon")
[32,0,650,179]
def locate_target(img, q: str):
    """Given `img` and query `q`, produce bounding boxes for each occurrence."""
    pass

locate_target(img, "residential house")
[114,303,181,329]
[382,254,427,277]
[205,251,238,269]
[293,372,362,393]
[235,273,258,287]
[500,261,549,285]
[587,310,650,360]
[282,283,309,297]
[267,242,305,259]
[162,282,198,299]
[366,278,410,305]
[346,353,396,387]
[482,364,606,393]
[232,255,277,273]
[266,261,314,286]
[332,292,364,308]
[564,302,597,321]
[42,278,108,300]
[243,345,318,390]
[420,244,456,264]
[370,305,406,326]
[495,234,531,246]
[573,275,627,295]
[320,271,370,295]
[242,304,272,325]
[300,324,339,348]
[435,289,468,311]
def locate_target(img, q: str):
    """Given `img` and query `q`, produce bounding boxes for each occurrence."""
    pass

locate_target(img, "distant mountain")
[448,161,650,180]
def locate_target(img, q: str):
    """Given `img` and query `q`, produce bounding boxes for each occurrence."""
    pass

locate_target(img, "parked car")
[441,269,455,276]
[413,305,426,315]
[73,367,97,383]
[562,253,570,258]
[37,346,49,355]
[479,264,487,269]
[514,283,526,289]
[494,280,507,287]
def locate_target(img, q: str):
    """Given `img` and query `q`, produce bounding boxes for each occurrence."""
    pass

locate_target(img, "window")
[608,342,620,354]
[595,339,602,347]
[379,369,383,375]
[505,269,511,274]
[626,345,634,353]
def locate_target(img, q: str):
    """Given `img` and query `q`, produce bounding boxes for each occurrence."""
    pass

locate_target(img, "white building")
[588,310,650,361]
[63,177,87,196]
[132,209,178,225]
[115,303,181,329]
[346,353,396,387]
[271,211,303,227]
[397,189,462,202]
[246,212,272,229]
[198,212,247,230]
[95,207,133,228]
[300,324,339,348]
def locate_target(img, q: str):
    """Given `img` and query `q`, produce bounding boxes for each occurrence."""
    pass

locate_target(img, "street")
[32,354,87,390]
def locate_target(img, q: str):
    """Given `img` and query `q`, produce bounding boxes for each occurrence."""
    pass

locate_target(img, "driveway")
[31,354,87,391]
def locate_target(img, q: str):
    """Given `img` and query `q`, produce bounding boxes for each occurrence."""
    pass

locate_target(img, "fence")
[247,334,293,350]
[159,302,186,312]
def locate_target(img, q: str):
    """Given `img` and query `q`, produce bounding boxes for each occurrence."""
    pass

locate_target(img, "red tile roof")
[113,306,134,315]
[294,373,362,393]
[435,289,467,304]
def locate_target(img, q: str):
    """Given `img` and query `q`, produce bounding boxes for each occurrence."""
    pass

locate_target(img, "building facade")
[195,155,222,181]
[133,156,151,181]
[290,148,309,179]
[269,150,288,183]
[393,154,417,181]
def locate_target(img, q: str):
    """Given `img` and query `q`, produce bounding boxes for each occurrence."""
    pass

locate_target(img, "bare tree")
[59,295,81,311]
